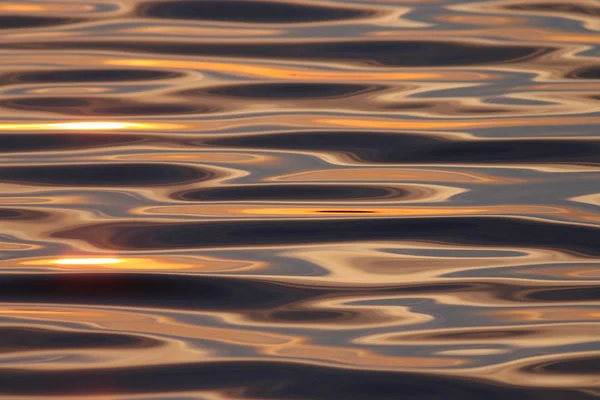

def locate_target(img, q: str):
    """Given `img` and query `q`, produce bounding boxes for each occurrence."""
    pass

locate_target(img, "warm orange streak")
[571,193,600,207]
[52,258,123,266]
[121,26,282,37]
[116,152,273,164]
[437,349,508,356]
[544,34,600,44]
[0,3,91,12]
[241,207,488,216]
[0,309,79,315]
[270,168,507,184]
[0,4,46,12]
[105,59,452,81]
[17,255,261,272]
[489,308,600,323]
[318,117,600,131]
[0,121,183,131]
[139,204,567,218]
[24,257,184,270]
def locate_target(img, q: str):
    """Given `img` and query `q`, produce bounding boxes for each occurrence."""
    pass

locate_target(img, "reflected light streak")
[0,121,183,131]
[270,168,515,184]
[52,258,123,266]
[0,3,90,12]
[105,59,450,81]
[25,257,181,270]
[21,257,243,271]
[139,204,567,219]
[19,255,261,272]
[318,117,600,130]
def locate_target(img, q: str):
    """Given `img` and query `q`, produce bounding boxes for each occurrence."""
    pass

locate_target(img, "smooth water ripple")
[0,0,599,398]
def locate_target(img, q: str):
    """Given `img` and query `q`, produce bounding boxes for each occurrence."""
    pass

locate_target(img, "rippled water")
[0,0,599,398]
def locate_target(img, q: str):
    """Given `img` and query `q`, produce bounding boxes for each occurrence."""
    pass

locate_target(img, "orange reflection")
[105,59,475,81]
[437,14,524,26]
[140,204,566,219]
[24,257,189,270]
[366,323,600,348]
[488,307,600,322]
[371,26,600,45]
[0,3,93,12]
[514,265,600,280]
[20,255,262,272]
[115,152,274,164]
[0,121,184,131]
[570,193,600,207]
[0,304,464,370]
[52,258,123,266]
[318,117,600,131]
[26,87,113,95]
[0,4,47,12]
[271,345,467,369]
[0,308,96,316]
[270,168,515,184]
[437,349,507,356]
[543,34,600,44]
[120,25,282,37]
[0,241,39,251]
[236,205,559,216]
[281,243,569,285]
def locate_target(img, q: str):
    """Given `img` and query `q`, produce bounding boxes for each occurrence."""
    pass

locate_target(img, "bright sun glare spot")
[53,258,124,265]
[0,122,139,131]
[51,122,140,130]
[23,257,194,270]
[0,121,183,131]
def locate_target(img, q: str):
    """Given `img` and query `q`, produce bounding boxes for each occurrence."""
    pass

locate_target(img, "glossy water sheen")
[0,0,599,398]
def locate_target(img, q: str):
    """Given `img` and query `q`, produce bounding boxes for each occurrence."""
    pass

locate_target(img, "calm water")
[0,0,599,398]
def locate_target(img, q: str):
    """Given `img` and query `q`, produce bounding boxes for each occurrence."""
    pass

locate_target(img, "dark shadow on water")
[190,83,383,99]
[505,2,600,17]
[138,0,376,23]
[0,134,147,153]
[566,65,600,79]
[0,163,211,186]
[0,326,161,353]
[54,217,600,256]
[207,132,600,164]
[3,69,184,83]
[1,97,214,116]
[0,41,555,67]
[173,184,409,202]
[0,16,79,29]
[0,359,594,398]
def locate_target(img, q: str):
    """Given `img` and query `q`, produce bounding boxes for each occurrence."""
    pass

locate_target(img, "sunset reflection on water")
[0,0,598,398]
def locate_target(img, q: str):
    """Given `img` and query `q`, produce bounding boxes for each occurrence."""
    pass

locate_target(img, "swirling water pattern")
[0,0,599,398]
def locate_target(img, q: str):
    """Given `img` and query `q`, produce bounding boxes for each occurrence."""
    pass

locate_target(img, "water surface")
[0,0,599,398]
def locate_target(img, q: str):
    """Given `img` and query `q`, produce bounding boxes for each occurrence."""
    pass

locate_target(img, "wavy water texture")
[0,0,599,399]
